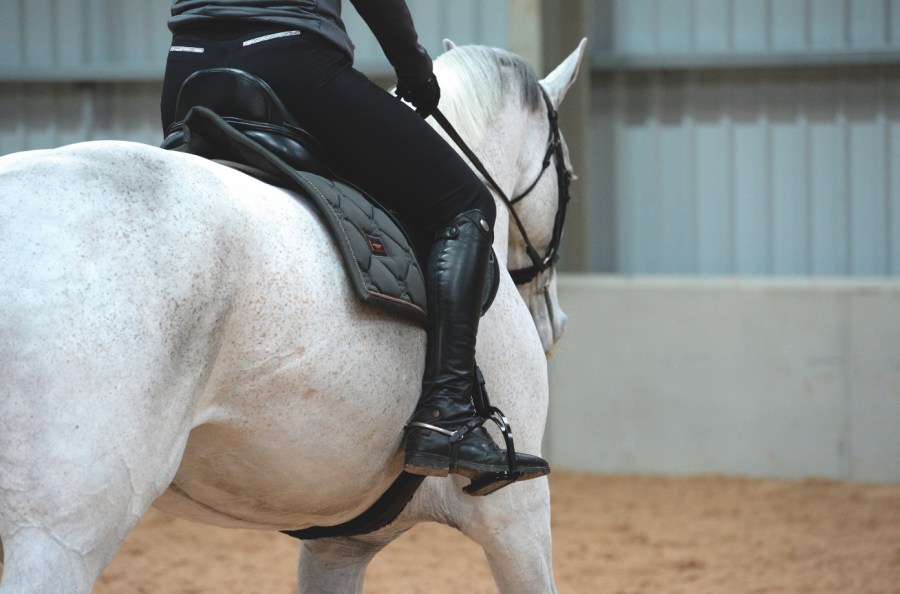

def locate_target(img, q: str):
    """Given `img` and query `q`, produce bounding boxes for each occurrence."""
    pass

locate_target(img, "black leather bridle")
[432,84,572,285]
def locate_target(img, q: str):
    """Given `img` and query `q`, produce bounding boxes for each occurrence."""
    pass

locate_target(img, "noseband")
[432,85,572,286]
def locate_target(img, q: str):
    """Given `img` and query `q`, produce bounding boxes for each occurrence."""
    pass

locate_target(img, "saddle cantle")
[162,68,331,178]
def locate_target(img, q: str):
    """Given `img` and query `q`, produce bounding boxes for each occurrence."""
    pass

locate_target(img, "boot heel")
[404,452,451,477]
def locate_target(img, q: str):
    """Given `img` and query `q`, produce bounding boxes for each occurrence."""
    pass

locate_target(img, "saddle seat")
[162,67,331,178]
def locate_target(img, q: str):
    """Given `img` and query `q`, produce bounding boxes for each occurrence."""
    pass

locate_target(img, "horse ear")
[443,39,457,52]
[540,38,588,108]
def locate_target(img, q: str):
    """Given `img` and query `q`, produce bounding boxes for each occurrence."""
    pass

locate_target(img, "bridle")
[432,84,572,286]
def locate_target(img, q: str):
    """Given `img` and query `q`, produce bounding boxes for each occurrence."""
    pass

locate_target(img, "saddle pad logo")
[367,234,388,256]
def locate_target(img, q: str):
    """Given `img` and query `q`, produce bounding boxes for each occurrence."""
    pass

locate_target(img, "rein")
[431,85,572,286]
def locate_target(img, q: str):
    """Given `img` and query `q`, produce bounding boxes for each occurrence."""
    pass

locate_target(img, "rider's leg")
[402,208,550,484]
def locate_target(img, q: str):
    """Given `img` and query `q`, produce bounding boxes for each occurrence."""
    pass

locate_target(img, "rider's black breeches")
[160,24,496,258]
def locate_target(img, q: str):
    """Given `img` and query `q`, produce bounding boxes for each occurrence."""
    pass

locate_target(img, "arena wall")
[545,274,900,484]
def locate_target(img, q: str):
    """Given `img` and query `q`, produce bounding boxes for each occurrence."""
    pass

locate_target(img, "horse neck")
[474,101,538,267]
[491,204,511,266]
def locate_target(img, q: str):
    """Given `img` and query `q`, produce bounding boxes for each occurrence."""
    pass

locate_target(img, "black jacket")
[169,0,433,85]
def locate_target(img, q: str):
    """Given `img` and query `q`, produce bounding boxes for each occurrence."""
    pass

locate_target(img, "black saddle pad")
[181,105,428,325]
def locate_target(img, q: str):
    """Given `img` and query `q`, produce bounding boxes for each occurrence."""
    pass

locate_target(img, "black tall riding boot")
[403,210,550,494]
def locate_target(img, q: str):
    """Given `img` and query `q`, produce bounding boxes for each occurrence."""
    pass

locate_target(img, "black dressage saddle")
[162,68,331,178]
[163,68,435,325]
[162,68,498,326]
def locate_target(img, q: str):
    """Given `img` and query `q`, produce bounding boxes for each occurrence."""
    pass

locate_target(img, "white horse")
[0,39,585,594]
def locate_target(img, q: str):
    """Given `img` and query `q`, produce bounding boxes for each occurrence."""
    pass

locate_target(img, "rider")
[160,0,550,493]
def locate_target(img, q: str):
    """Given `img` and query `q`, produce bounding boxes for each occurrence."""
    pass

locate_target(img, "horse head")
[434,38,587,354]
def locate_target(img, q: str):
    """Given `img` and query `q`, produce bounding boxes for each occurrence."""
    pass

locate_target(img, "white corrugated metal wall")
[0,0,171,152]
[0,0,506,153]
[4,0,898,277]
[589,0,900,276]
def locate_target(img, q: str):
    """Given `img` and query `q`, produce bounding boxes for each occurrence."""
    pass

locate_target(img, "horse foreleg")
[0,381,196,593]
[0,450,185,594]
[457,478,557,594]
[297,534,399,594]
[0,528,109,594]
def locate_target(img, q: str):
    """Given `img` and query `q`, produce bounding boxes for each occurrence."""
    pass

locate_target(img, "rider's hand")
[396,76,440,118]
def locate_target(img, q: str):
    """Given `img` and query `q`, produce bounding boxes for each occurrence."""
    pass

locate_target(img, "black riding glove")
[396,76,441,118]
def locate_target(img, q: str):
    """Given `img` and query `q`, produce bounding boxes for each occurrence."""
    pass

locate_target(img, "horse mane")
[433,45,543,149]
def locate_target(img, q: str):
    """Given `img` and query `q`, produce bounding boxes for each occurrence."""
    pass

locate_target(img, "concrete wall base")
[546,275,900,484]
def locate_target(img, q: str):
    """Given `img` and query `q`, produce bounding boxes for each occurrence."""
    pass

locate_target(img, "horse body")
[3,142,419,527]
[0,40,586,593]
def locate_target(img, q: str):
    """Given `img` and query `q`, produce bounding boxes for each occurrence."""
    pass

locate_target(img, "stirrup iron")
[461,366,525,496]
